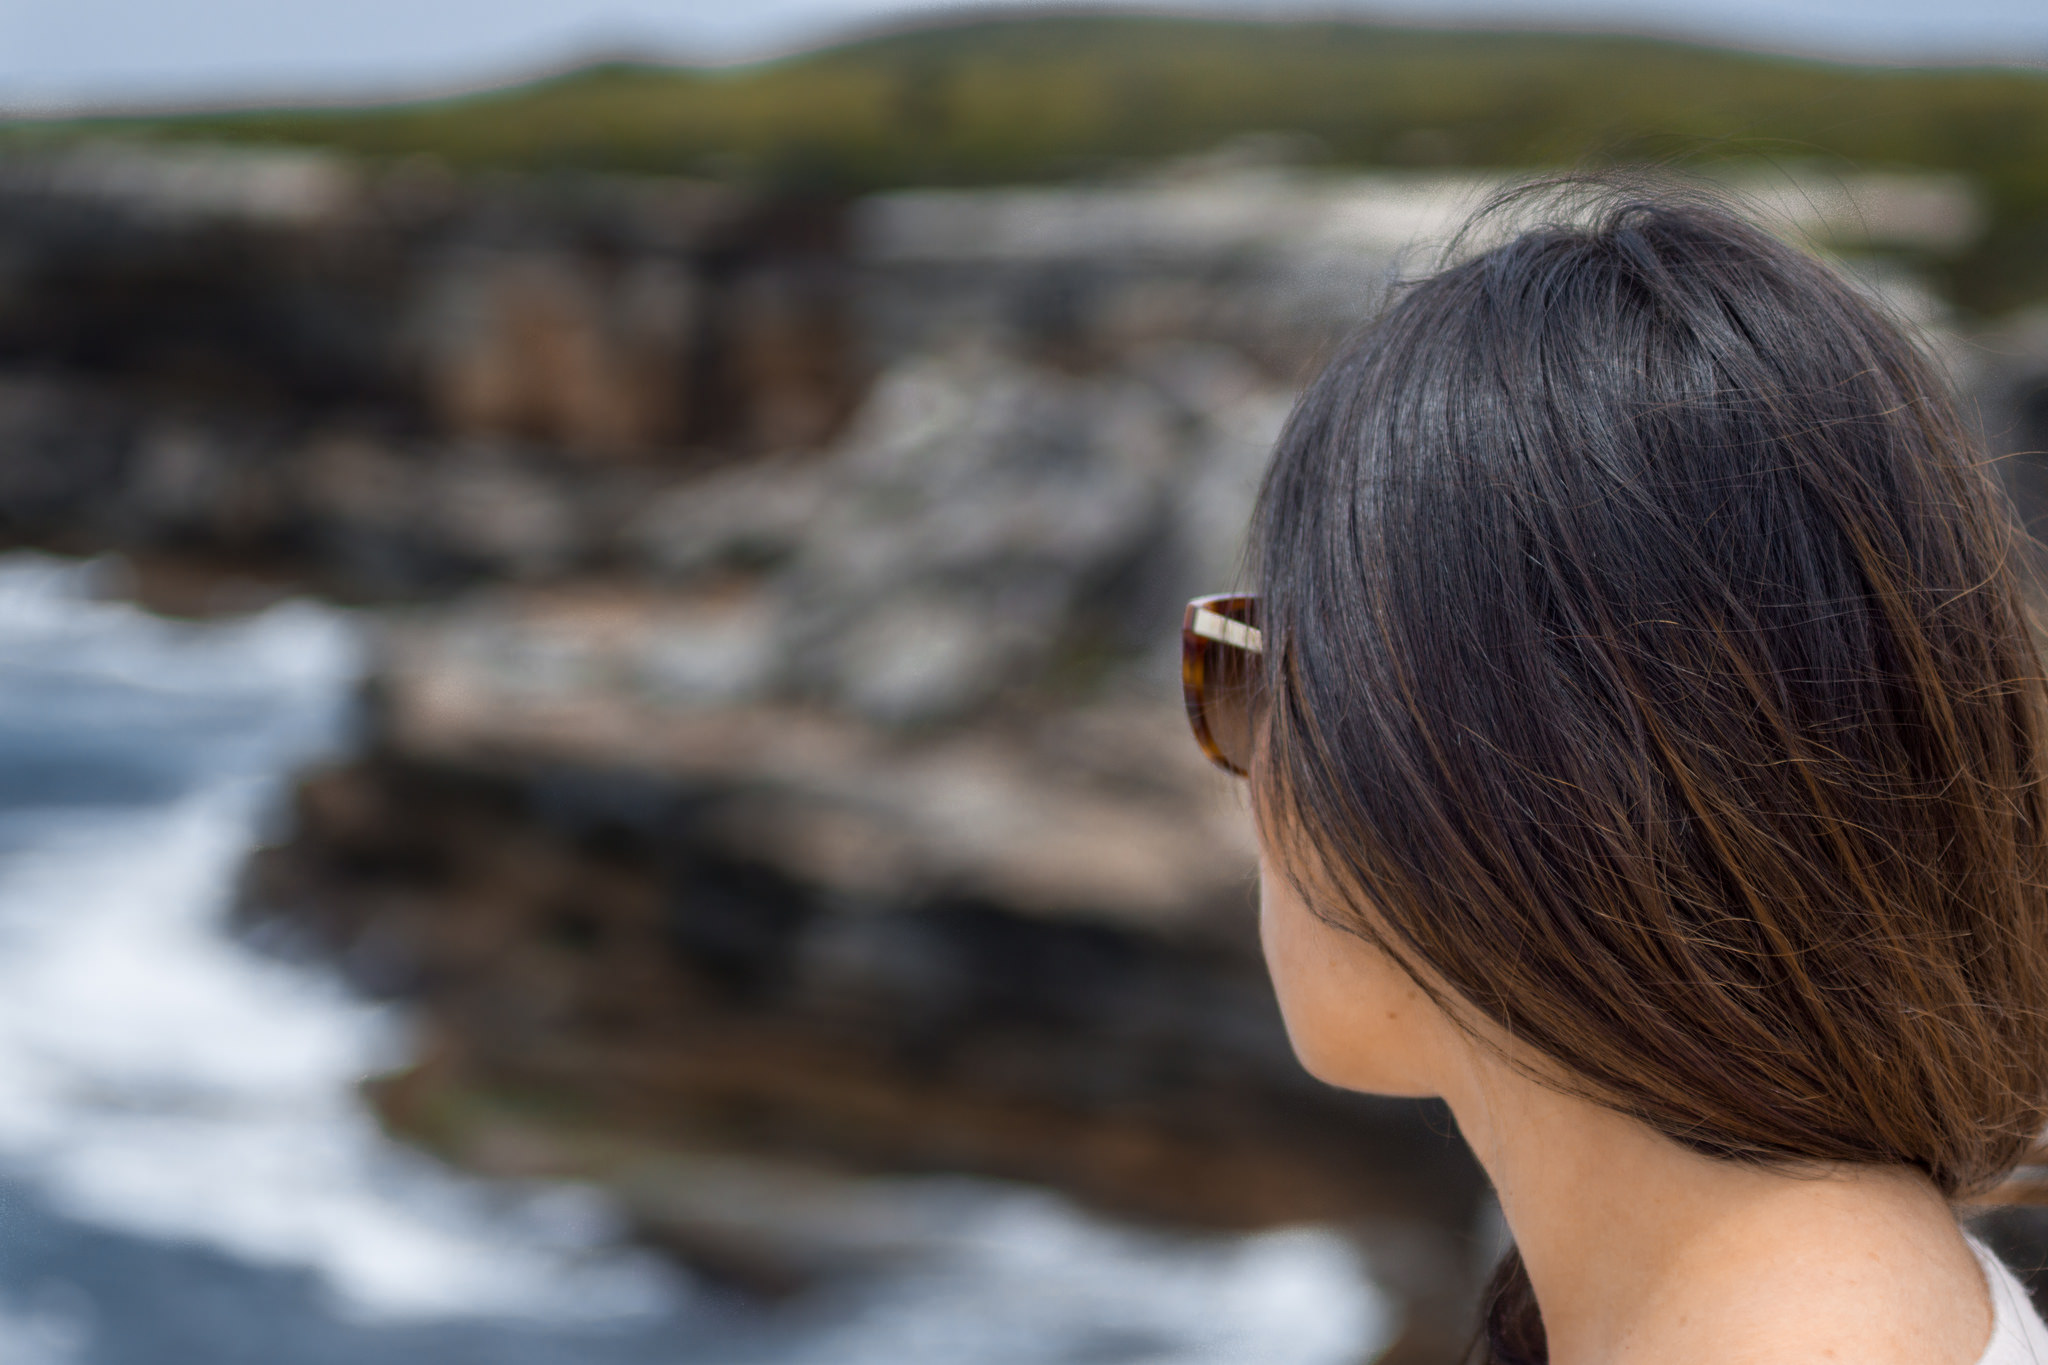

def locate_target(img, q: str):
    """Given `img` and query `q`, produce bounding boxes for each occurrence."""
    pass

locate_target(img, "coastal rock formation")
[234,331,1452,1224]
[0,144,1992,595]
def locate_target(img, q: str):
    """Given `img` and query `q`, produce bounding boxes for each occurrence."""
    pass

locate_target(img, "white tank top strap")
[1971,1235,2048,1365]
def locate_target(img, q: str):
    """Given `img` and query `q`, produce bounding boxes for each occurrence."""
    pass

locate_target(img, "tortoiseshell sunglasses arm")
[1182,594,1263,776]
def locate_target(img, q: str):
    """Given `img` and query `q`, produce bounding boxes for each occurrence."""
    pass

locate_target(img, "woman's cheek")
[1257,857,1446,1099]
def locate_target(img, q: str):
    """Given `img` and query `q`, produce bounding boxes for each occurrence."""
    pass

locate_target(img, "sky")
[1,0,2046,114]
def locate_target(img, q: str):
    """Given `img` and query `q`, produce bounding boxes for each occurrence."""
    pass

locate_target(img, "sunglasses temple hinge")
[1189,607,1264,654]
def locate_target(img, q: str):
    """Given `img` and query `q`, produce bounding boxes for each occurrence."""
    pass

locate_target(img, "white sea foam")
[774,1183,1390,1365]
[0,557,678,1324]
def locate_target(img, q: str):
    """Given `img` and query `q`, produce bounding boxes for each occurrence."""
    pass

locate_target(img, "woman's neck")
[1441,1051,1993,1365]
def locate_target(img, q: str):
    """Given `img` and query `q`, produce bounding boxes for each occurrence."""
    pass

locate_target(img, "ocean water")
[0,555,1395,1365]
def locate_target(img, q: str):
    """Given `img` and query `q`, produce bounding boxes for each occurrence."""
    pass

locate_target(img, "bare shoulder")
[1616,1220,1994,1365]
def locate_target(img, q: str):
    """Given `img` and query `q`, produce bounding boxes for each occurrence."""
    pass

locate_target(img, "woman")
[1181,184,2048,1363]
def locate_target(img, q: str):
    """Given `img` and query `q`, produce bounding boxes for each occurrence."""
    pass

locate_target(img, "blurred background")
[0,3,2045,1363]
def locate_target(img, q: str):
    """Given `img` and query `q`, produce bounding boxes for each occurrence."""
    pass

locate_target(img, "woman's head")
[1249,180,2048,1199]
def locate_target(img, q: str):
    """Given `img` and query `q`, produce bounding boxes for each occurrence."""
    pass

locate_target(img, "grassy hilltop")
[42,12,2048,314]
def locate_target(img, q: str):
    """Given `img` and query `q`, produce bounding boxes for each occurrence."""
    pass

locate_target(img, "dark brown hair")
[1248,181,2048,1363]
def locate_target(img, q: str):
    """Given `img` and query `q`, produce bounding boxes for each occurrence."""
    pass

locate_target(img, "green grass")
[23,12,2048,314]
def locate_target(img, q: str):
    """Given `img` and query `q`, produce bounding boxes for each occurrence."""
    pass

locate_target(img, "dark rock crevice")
[239,749,1486,1236]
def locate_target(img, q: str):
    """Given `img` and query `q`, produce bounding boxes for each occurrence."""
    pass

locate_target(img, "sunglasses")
[1181,593,1264,776]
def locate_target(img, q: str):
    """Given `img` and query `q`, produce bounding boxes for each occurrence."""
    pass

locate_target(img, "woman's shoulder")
[1970,1237,2048,1365]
